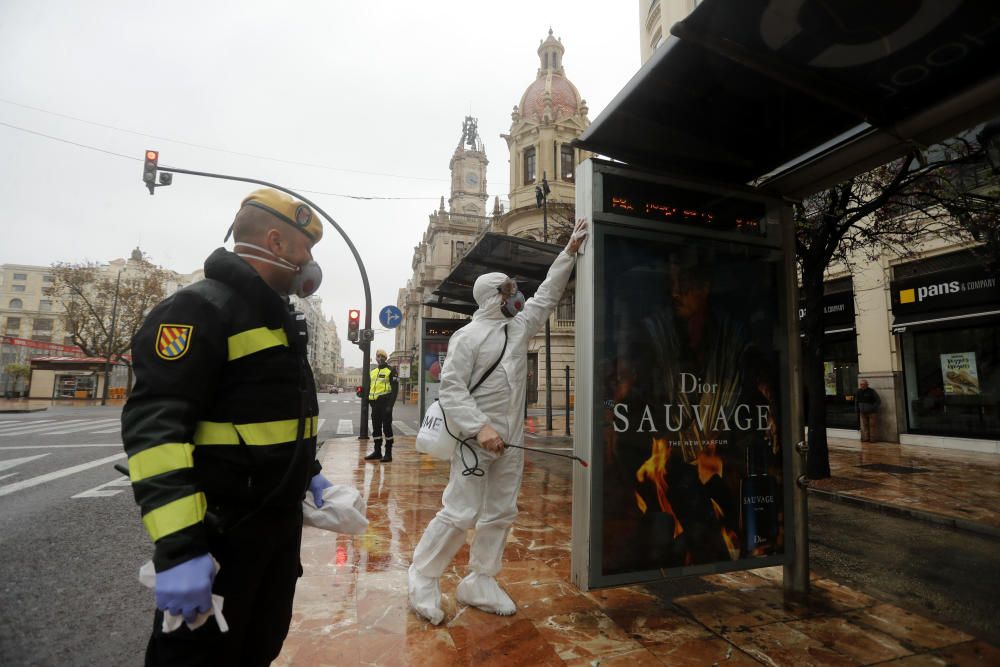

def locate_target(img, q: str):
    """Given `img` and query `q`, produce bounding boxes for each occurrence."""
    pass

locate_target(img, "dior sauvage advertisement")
[597,233,785,577]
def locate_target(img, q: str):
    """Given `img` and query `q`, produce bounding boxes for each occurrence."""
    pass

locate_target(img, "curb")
[0,407,48,414]
[808,487,1000,539]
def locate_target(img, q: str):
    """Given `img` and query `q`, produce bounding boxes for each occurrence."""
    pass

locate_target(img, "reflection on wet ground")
[276,435,997,666]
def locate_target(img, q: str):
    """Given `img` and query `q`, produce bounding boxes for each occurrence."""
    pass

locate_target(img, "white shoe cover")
[456,573,516,616]
[408,564,444,625]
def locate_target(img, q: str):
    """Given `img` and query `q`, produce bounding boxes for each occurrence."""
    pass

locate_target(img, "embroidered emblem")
[156,324,194,360]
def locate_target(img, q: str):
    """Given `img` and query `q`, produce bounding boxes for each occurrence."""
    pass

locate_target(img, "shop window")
[8,298,22,309]
[33,319,54,331]
[901,323,1000,438]
[12,285,26,292]
[524,147,536,185]
[5,317,20,331]
[13,273,27,280]
[561,145,575,182]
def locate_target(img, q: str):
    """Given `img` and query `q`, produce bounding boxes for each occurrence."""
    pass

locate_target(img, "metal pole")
[780,206,809,598]
[100,270,123,406]
[542,172,553,431]
[565,365,571,436]
[156,164,374,438]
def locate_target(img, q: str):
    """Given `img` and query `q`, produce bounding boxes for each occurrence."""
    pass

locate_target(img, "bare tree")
[797,129,1000,479]
[46,254,172,390]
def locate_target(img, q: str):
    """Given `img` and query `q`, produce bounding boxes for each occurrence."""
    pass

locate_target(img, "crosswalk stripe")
[316,418,326,433]
[0,419,57,429]
[0,453,50,472]
[72,475,131,499]
[0,419,62,432]
[336,419,353,435]
[392,421,416,436]
[41,420,122,435]
[0,419,96,436]
[88,427,123,434]
[0,453,125,497]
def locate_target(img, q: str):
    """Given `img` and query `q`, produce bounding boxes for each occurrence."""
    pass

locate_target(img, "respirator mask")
[498,277,525,318]
[235,242,323,298]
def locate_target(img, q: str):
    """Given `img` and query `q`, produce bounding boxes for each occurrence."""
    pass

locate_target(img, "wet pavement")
[276,433,999,666]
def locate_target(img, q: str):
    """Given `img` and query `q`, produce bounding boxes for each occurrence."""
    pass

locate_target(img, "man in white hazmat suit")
[409,219,588,625]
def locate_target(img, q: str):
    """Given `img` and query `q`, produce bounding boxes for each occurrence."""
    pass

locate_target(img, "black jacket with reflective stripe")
[122,248,320,570]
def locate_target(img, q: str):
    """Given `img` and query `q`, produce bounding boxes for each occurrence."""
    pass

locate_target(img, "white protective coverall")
[409,249,577,623]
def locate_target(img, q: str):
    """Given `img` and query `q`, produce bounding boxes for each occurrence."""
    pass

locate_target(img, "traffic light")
[347,309,360,342]
[143,150,158,194]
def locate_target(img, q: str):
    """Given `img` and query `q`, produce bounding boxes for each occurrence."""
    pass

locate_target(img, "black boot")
[364,439,383,461]
[380,441,393,463]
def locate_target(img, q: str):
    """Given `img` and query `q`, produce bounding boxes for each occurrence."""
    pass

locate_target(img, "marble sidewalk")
[275,436,998,666]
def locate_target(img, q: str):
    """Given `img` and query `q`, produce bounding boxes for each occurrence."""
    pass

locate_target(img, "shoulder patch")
[156,324,194,360]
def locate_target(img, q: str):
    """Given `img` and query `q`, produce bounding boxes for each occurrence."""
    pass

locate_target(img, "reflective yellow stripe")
[194,421,240,445]
[227,327,288,361]
[128,443,194,481]
[234,416,318,446]
[143,492,206,542]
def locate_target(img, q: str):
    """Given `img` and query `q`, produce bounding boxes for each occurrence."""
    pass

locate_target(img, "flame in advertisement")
[635,437,683,539]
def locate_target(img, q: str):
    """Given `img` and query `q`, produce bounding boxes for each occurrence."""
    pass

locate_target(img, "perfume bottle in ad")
[741,435,778,556]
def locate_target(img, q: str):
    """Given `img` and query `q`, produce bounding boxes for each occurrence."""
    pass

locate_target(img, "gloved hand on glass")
[565,218,588,255]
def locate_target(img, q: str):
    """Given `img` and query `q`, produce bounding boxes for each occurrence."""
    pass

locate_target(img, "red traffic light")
[347,308,361,342]
[145,150,158,160]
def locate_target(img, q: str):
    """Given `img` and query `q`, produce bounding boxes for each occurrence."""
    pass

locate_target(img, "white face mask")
[235,241,323,298]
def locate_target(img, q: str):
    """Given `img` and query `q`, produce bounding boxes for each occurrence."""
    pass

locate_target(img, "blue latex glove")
[309,473,333,507]
[155,553,215,624]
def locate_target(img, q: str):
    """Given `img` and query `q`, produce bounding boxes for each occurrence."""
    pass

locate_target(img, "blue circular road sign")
[379,305,403,329]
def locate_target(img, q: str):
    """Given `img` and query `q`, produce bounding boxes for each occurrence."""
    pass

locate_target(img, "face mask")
[235,242,323,298]
[498,278,525,318]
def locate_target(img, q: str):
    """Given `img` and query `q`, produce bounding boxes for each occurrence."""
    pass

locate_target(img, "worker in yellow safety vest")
[363,349,399,462]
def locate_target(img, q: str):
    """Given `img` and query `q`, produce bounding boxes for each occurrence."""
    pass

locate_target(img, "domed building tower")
[495,30,591,411]
[498,29,591,242]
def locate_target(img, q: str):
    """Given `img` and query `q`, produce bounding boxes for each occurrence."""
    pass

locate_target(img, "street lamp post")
[100,269,123,406]
[535,172,553,431]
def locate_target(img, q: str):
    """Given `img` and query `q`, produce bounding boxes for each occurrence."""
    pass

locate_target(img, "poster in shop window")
[596,231,784,579]
[824,362,837,396]
[940,352,980,395]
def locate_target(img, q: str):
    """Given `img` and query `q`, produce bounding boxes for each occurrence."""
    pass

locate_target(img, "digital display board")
[603,173,767,235]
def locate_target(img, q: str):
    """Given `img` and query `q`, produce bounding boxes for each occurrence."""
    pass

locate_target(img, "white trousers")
[411,443,524,578]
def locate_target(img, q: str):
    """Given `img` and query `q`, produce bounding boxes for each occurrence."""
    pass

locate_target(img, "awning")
[891,306,1000,333]
[424,233,565,315]
[577,0,1000,198]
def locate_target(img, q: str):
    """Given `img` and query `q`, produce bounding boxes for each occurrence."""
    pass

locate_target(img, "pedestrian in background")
[856,378,881,442]
[363,348,399,462]
[122,188,333,666]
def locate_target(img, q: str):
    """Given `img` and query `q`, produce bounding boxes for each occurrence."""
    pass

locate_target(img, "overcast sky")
[0,1,641,366]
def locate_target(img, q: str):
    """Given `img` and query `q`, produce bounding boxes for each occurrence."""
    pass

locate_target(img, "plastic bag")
[302,484,369,534]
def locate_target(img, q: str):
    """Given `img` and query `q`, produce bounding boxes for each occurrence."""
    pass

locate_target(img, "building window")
[64,335,75,346]
[32,334,51,343]
[43,274,54,283]
[561,145,575,182]
[13,273,27,280]
[524,146,536,185]
[5,317,20,331]
[12,285,26,292]
[8,299,22,309]
[33,318,54,331]
[39,299,53,311]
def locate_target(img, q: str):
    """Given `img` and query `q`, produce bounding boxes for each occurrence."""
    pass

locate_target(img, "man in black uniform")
[363,348,399,462]
[122,188,333,666]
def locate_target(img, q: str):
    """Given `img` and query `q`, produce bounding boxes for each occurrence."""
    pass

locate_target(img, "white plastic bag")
[415,400,458,461]
[302,484,369,534]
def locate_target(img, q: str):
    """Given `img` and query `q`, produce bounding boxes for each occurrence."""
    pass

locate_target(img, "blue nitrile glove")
[309,473,333,507]
[155,553,215,624]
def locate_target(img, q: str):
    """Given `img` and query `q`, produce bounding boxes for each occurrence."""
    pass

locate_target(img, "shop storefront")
[800,280,858,430]
[28,356,128,400]
[891,252,1000,439]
